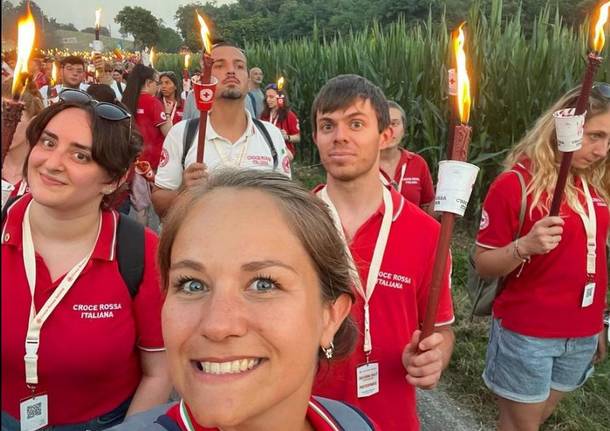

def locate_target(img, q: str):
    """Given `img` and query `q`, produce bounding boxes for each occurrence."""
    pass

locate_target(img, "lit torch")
[95,8,101,40]
[194,11,217,164]
[420,23,478,341]
[47,61,58,101]
[277,76,285,108]
[150,47,155,70]
[3,3,35,166]
[183,53,191,80]
[549,1,609,216]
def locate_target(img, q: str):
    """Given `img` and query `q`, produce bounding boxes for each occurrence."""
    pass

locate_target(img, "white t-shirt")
[39,83,90,107]
[155,110,292,191]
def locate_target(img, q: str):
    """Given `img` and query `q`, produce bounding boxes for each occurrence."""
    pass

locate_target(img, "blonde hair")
[505,85,610,214]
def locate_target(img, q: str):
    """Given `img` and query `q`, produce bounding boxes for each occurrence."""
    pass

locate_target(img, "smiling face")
[314,98,392,182]
[571,111,610,170]
[26,108,112,213]
[163,188,341,428]
[211,45,249,100]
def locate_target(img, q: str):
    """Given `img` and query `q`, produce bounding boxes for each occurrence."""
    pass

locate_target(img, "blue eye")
[174,276,206,294]
[248,277,277,293]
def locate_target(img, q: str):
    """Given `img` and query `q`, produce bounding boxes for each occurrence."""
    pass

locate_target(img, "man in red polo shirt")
[311,74,455,431]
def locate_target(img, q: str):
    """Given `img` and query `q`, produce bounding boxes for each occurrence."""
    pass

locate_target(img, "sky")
[26,0,233,33]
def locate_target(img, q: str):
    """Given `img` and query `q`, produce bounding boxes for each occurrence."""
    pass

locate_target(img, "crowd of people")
[1,39,608,431]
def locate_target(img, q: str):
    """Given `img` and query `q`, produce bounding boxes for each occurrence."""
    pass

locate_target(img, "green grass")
[447,229,610,430]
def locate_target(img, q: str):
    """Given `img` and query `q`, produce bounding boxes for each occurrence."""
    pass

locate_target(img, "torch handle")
[2,100,25,168]
[196,113,208,164]
[549,54,601,216]
[420,213,455,340]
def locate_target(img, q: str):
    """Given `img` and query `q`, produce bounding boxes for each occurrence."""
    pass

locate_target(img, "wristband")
[513,238,530,262]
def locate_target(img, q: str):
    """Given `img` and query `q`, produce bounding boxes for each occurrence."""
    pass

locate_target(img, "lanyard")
[317,185,393,355]
[212,140,248,168]
[396,163,407,193]
[22,203,100,386]
[573,176,597,277]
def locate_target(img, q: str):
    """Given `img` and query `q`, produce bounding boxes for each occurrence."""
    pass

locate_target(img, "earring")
[102,186,115,195]
[322,341,335,359]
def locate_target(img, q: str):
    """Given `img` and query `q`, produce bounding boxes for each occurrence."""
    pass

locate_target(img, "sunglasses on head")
[59,88,131,121]
[592,82,610,100]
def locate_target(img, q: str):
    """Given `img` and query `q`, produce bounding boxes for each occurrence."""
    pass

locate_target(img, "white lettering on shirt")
[376,271,412,289]
[72,303,122,319]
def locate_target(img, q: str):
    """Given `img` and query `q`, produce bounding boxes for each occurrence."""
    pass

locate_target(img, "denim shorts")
[482,318,598,403]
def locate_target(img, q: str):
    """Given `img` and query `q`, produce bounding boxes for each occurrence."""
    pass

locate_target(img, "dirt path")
[417,387,493,431]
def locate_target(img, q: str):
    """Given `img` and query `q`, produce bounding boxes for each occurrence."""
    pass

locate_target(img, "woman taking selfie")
[114,169,377,430]
[1,89,171,430]
[474,83,609,431]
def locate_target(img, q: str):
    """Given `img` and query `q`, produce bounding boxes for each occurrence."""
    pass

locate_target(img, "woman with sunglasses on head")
[1,89,172,430]
[474,83,610,431]
[111,169,378,431]
[261,84,300,160]
[158,71,185,126]
[379,101,435,215]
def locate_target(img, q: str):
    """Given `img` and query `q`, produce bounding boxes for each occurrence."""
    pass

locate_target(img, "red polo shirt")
[312,185,454,431]
[136,93,167,170]
[476,161,609,338]
[261,110,300,156]
[382,149,435,207]
[1,194,165,424]
[164,397,378,430]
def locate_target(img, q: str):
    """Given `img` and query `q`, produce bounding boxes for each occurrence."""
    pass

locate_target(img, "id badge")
[19,393,48,431]
[581,282,595,308]
[356,362,379,398]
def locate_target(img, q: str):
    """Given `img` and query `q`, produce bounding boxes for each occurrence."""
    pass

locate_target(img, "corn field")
[155,0,610,222]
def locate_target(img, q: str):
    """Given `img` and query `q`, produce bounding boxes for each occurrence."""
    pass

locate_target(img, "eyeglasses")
[59,88,132,143]
[592,82,610,100]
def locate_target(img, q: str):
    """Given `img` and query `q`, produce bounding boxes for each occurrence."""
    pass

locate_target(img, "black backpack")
[2,196,145,298]
[180,117,278,170]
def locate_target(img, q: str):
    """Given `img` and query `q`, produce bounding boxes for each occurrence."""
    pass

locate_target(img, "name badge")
[20,393,48,431]
[581,282,595,308]
[356,362,379,398]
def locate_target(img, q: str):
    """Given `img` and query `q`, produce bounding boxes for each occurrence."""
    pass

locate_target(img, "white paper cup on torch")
[91,40,104,54]
[553,108,585,152]
[434,160,479,216]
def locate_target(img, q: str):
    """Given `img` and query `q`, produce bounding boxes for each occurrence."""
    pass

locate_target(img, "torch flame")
[51,62,57,85]
[184,53,191,69]
[150,47,155,69]
[196,11,213,54]
[454,23,471,124]
[12,3,36,96]
[95,8,101,28]
[592,1,609,53]
[277,76,285,91]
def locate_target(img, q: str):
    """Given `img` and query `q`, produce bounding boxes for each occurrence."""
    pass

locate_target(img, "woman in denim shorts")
[474,83,610,430]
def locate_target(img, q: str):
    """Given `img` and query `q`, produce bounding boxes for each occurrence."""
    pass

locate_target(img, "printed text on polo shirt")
[377,271,412,289]
[73,303,123,319]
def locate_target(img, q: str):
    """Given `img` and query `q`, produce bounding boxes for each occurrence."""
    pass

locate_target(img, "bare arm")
[474,216,565,278]
[126,350,172,416]
[159,120,172,137]
[151,185,179,219]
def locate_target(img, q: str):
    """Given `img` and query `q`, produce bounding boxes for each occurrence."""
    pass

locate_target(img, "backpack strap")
[1,195,19,223]
[509,169,527,240]
[116,213,145,298]
[314,396,375,430]
[252,118,278,170]
[182,118,200,168]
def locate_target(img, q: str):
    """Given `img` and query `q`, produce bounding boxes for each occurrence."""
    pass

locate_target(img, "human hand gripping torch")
[420,25,479,341]
[2,4,35,166]
[549,1,609,216]
[194,12,217,163]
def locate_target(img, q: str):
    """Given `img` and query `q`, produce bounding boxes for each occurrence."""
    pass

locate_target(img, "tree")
[115,6,161,49]
[81,26,111,37]
[2,0,56,48]
[157,26,183,53]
